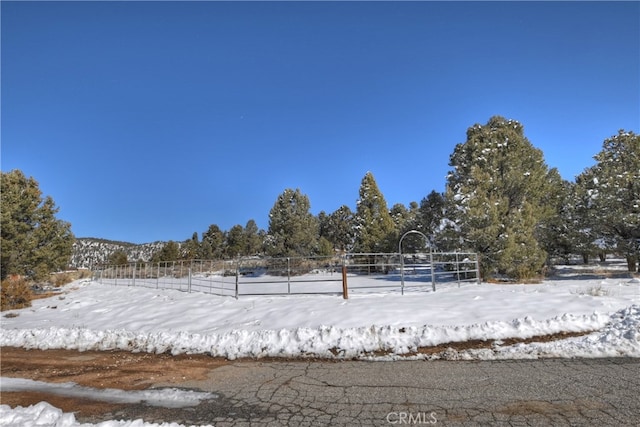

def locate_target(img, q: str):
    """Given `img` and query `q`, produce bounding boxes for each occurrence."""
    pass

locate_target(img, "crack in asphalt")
[2,348,639,426]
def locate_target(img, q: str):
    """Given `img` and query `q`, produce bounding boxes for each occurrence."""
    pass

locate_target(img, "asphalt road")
[92,357,639,426]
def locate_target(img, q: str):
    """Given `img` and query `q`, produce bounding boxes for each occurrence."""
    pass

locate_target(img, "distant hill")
[71,238,166,269]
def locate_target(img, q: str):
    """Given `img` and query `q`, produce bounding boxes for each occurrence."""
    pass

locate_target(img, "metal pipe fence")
[94,252,480,298]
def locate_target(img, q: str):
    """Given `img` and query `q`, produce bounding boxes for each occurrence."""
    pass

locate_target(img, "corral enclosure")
[95,252,480,298]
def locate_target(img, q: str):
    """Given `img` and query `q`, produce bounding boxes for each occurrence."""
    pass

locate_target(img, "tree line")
[3,116,639,283]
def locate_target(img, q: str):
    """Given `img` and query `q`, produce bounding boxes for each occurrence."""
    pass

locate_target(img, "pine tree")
[108,250,129,265]
[353,172,395,253]
[322,205,355,252]
[445,116,557,280]
[225,225,245,258]
[317,236,335,257]
[1,170,75,281]
[152,241,181,262]
[391,202,423,252]
[390,203,409,234]
[417,191,446,249]
[243,219,263,256]
[267,188,318,257]
[181,232,200,260]
[200,225,225,259]
[579,130,640,271]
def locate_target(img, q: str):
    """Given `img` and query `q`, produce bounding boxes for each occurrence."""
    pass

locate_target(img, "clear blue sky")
[2,1,639,244]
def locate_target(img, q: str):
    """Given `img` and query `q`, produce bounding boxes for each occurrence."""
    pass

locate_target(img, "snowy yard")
[1,263,639,427]
[2,263,639,360]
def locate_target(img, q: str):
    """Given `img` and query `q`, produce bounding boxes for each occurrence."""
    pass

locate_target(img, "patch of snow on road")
[0,377,216,408]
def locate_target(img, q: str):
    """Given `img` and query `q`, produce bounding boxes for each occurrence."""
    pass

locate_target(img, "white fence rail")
[95,252,480,298]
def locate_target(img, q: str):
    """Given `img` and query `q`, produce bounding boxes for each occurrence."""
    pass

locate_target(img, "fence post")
[342,258,348,299]
[430,249,436,292]
[400,253,405,296]
[156,263,160,289]
[475,254,481,284]
[235,258,239,299]
[132,262,136,287]
[287,257,291,295]
[188,267,192,293]
[172,261,176,290]
[456,253,461,288]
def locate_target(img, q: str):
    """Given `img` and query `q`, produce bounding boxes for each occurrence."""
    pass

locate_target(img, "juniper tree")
[536,178,578,264]
[353,172,395,253]
[571,176,609,263]
[578,130,640,271]
[445,116,558,280]
[1,170,74,281]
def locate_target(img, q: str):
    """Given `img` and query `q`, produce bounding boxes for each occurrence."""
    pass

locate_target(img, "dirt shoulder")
[1,347,228,390]
[0,331,592,422]
[0,347,229,421]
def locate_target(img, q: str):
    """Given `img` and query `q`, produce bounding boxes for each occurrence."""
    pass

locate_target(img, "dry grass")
[1,276,32,311]
[49,269,92,287]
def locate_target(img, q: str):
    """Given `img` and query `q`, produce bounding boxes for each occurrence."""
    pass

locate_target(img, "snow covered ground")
[1,264,639,426]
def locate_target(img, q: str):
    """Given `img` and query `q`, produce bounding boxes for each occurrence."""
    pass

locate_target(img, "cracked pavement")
[113,358,639,426]
[2,347,638,426]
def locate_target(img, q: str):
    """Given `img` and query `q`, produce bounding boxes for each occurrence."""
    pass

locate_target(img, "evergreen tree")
[152,240,181,262]
[267,188,318,257]
[200,224,225,259]
[417,190,447,249]
[322,205,355,252]
[390,203,410,233]
[108,250,129,265]
[578,130,640,271]
[318,211,330,238]
[353,172,395,253]
[1,170,75,281]
[445,116,557,280]
[181,232,200,260]
[573,174,609,262]
[537,179,577,264]
[317,236,335,257]
[225,224,245,258]
[391,202,423,252]
[243,219,263,256]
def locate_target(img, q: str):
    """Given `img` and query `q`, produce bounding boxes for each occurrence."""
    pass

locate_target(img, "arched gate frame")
[398,230,435,294]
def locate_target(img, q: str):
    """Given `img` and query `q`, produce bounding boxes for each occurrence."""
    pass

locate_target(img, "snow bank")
[0,310,617,359]
[1,277,638,360]
[0,401,210,427]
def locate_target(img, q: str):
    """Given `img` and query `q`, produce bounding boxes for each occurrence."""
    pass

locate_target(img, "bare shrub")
[586,285,611,297]
[1,275,32,311]
[572,285,611,297]
[49,269,93,286]
[50,272,74,287]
